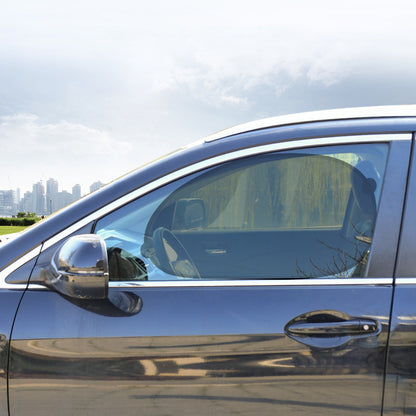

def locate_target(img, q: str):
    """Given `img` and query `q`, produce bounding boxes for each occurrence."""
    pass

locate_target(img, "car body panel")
[0,292,27,416]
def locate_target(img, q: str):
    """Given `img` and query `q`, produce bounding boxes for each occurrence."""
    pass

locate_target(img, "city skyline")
[0,177,105,216]
[6,177,105,198]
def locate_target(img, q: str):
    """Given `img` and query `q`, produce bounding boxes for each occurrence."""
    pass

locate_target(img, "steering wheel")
[152,227,201,278]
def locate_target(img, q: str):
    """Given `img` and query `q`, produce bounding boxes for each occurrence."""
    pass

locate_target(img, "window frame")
[95,144,389,282]
[91,134,408,286]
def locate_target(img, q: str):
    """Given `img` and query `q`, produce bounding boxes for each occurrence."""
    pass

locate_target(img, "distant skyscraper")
[53,191,73,211]
[90,181,104,193]
[46,178,59,214]
[72,184,81,200]
[0,190,17,216]
[19,191,33,214]
[46,178,59,196]
[32,182,46,215]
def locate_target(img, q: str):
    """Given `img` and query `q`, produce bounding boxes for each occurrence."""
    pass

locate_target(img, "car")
[1,105,416,416]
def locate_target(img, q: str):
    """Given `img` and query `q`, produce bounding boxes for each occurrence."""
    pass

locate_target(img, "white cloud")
[0,114,123,150]
[0,114,139,193]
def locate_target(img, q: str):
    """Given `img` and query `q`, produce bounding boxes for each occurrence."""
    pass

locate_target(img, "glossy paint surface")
[0,291,27,416]
[10,285,392,415]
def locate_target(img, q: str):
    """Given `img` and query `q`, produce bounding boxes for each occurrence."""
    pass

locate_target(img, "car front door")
[8,134,411,416]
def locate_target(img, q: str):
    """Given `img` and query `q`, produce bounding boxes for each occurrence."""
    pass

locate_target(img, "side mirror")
[50,234,109,299]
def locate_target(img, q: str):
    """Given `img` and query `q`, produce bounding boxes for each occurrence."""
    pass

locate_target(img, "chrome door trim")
[395,278,416,285]
[18,277,394,291]
[107,278,393,288]
[0,133,411,287]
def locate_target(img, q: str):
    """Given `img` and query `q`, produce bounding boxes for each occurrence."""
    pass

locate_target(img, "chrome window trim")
[2,284,28,290]
[395,278,416,285]
[20,278,393,291]
[107,278,393,287]
[0,133,411,288]
[0,246,41,283]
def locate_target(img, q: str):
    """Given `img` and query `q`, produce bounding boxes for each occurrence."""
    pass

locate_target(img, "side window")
[94,143,388,281]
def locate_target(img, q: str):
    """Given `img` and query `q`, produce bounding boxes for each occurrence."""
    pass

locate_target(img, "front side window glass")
[94,143,388,281]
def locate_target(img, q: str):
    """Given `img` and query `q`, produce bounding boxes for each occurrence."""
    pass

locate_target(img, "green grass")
[0,225,27,235]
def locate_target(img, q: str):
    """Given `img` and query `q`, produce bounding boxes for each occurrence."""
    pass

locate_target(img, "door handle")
[285,318,378,337]
[284,310,380,348]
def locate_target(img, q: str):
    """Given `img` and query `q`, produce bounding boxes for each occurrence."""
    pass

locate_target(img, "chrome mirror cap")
[51,234,109,299]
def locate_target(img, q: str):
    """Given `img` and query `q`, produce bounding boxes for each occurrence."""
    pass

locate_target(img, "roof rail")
[204,105,416,143]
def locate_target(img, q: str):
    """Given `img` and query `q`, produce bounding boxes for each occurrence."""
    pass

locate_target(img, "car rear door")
[8,134,411,416]
[383,133,416,416]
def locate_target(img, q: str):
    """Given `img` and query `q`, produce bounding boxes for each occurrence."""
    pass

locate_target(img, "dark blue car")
[1,106,415,415]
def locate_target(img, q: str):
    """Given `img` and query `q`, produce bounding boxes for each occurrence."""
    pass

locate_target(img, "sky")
[1,0,416,195]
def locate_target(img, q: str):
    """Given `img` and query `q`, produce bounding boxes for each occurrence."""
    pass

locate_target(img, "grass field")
[0,225,27,235]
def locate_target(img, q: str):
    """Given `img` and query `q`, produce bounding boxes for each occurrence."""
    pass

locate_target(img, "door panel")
[10,285,391,416]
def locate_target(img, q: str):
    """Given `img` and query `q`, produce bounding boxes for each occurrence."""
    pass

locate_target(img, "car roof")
[204,105,416,143]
